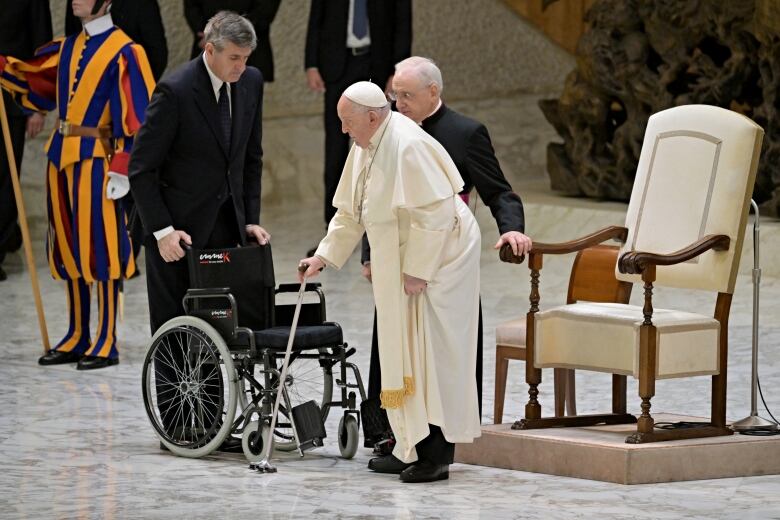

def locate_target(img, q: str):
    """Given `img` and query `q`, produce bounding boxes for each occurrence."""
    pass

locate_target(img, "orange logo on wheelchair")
[199,252,231,264]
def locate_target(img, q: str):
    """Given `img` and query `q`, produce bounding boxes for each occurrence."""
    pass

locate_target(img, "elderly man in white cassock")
[298,81,482,483]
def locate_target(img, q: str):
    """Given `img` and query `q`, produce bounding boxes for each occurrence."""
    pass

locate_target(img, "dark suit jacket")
[65,0,168,80]
[184,0,281,82]
[128,57,264,249]
[362,104,525,263]
[305,0,412,85]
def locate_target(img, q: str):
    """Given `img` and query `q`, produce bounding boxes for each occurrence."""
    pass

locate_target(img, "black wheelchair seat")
[254,323,343,351]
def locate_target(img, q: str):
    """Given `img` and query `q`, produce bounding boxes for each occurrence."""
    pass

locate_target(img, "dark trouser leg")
[322,53,372,225]
[0,92,26,267]
[367,309,381,400]
[415,425,454,465]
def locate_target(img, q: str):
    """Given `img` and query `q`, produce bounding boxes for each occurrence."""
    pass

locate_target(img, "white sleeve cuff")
[153,226,175,241]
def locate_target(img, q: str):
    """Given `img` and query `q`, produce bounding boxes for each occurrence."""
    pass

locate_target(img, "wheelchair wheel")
[142,316,238,458]
[338,414,359,459]
[241,420,271,464]
[272,348,333,452]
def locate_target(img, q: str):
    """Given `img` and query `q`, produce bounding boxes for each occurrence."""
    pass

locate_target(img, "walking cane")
[0,92,50,353]
[251,263,311,474]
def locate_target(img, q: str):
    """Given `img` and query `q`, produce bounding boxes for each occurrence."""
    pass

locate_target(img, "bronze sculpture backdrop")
[541,0,780,217]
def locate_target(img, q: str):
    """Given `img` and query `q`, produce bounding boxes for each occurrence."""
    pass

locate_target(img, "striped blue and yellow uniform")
[0,25,154,359]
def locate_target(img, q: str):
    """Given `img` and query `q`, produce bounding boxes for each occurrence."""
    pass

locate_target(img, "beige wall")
[49,0,573,117]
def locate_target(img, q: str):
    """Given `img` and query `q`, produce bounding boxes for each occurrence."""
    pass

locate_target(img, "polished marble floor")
[1,192,779,520]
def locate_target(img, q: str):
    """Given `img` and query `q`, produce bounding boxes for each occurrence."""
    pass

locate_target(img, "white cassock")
[315,112,482,462]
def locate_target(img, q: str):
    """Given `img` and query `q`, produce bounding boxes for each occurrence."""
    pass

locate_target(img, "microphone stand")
[732,200,778,431]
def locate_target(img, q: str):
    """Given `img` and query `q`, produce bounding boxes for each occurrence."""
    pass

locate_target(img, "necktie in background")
[218,82,231,149]
[353,0,368,40]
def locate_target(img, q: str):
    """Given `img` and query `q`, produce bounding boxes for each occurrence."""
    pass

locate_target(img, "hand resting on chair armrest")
[618,234,730,274]
[499,226,628,264]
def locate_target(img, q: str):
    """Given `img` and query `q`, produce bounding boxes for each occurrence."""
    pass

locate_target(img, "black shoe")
[368,454,412,474]
[77,356,119,370]
[38,350,82,365]
[128,267,141,280]
[306,246,317,258]
[0,266,6,282]
[400,461,449,483]
[217,436,243,453]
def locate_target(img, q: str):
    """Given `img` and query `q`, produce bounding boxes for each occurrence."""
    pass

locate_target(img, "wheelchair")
[140,243,368,463]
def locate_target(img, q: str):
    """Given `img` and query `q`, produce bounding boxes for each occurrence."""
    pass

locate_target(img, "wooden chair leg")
[494,352,509,424]
[565,369,576,416]
[553,368,566,417]
[612,374,627,414]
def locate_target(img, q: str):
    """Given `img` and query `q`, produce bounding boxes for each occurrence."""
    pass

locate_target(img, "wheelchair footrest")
[292,400,326,451]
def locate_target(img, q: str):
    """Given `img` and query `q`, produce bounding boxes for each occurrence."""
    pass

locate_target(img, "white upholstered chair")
[500,105,763,443]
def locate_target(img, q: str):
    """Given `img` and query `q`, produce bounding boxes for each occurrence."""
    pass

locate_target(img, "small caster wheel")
[338,415,359,459]
[242,420,271,464]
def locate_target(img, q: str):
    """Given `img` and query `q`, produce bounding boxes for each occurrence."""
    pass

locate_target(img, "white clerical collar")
[202,52,230,102]
[367,111,392,150]
[420,99,442,125]
[84,13,113,37]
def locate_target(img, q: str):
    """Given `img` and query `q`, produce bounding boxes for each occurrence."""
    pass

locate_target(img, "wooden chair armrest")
[618,234,730,274]
[499,226,628,264]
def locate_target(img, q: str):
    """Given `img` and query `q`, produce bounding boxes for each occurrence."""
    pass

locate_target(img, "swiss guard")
[0,0,154,369]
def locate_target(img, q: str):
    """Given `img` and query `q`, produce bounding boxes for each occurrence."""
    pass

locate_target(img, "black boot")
[400,461,449,483]
[77,356,119,370]
[38,350,82,365]
[367,454,412,474]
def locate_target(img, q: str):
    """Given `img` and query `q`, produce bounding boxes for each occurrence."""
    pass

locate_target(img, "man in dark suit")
[185,0,281,83]
[130,10,270,334]
[0,0,51,281]
[362,57,532,436]
[65,0,168,80]
[130,11,269,450]
[305,0,412,229]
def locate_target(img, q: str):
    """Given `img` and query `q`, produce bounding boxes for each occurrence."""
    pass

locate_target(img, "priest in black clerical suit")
[362,57,532,428]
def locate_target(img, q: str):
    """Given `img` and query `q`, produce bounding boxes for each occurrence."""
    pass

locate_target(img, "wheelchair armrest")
[277,282,322,293]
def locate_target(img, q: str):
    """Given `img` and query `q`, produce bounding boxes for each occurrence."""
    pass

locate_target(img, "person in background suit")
[185,0,281,83]
[362,56,532,421]
[305,0,412,235]
[65,0,168,80]
[0,0,52,282]
[129,12,269,449]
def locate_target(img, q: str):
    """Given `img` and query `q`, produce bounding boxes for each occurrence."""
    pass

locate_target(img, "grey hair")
[204,11,257,51]
[395,56,444,94]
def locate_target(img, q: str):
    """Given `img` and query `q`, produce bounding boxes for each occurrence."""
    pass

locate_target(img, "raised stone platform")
[455,414,780,484]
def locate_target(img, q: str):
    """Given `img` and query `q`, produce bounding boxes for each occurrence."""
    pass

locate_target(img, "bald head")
[392,56,443,123]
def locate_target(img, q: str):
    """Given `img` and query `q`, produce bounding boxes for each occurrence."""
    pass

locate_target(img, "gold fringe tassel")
[380,377,416,409]
[403,376,415,395]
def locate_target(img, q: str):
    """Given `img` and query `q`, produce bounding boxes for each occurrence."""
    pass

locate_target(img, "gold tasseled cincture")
[380,377,416,409]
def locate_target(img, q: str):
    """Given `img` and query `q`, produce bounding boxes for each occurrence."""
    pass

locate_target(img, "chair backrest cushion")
[568,245,632,304]
[617,105,763,293]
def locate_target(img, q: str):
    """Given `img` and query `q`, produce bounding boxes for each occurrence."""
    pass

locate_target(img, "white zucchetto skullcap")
[342,81,388,108]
